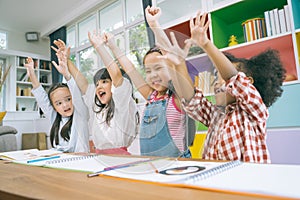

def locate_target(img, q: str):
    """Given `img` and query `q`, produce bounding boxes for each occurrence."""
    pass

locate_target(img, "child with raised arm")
[104,31,195,157]
[24,57,89,153]
[147,7,286,163]
[52,34,139,155]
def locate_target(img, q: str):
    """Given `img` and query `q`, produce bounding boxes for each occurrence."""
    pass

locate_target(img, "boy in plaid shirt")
[146,7,286,163]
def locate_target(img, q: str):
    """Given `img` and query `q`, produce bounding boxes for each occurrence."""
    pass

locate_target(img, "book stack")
[264,5,291,37]
[195,71,215,95]
[242,18,267,42]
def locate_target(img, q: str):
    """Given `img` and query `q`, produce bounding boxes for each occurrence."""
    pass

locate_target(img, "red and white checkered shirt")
[183,72,271,163]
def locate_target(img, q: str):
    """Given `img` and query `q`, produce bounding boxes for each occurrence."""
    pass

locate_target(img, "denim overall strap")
[139,99,181,157]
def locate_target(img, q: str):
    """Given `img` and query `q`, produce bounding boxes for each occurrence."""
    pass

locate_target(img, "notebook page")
[102,159,226,183]
[44,155,153,173]
[186,162,300,199]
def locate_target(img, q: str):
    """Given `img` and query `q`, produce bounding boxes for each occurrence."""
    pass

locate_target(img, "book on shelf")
[18,72,27,82]
[264,10,272,36]
[264,5,291,36]
[278,8,287,33]
[272,8,281,35]
[19,57,26,66]
[284,5,291,32]
[269,9,276,36]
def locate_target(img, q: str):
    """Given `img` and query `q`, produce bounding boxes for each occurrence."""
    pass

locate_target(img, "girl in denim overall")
[138,48,194,158]
[103,32,195,158]
[140,85,194,157]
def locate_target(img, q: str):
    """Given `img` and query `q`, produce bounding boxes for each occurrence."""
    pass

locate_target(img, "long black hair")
[48,83,73,147]
[93,67,136,126]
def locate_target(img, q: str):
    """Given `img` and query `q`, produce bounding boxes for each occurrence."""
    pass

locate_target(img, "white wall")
[6,30,50,57]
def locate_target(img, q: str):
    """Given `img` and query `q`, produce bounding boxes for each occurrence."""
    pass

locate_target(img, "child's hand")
[88,30,106,49]
[145,5,161,27]
[52,50,71,80]
[51,39,70,58]
[104,32,116,48]
[24,57,35,77]
[188,11,210,48]
[157,31,191,66]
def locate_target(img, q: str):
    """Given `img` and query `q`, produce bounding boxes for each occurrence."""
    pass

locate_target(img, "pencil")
[87,158,161,178]
[27,155,61,163]
[149,162,159,173]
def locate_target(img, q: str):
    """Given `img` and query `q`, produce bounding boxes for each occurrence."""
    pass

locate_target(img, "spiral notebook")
[100,158,240,183]
[42,153,240,184]
[44,154,158,173]
[98,159,300,199]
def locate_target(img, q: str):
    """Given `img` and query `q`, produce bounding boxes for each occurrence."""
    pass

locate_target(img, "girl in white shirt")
[52,33,139,155]
[24,57,89,153]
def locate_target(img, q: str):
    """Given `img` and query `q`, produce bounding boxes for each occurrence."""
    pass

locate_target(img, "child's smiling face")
[144,52,170,94]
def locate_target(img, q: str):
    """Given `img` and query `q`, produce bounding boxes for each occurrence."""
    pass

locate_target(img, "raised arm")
[88,31,123,87]
[24,57,40,89]
[51,39,88,94]
[51,47,71,81]
[145,5,194,101]
[145,6,172,49]
[105,32,152,99]
[189,11,237,81]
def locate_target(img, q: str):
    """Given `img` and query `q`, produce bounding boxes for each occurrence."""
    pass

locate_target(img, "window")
[157,0,203,25]
[78,15,96,46]
[67,0,149,84]
[99,1,123,32]
[125,0,144,23]
[0,31,7,49]
[128,23,149,70]
[67,26,76,49]
[79,47,99,84]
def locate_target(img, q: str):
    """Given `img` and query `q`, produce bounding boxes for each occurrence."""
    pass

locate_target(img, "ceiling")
[0,0,106,38]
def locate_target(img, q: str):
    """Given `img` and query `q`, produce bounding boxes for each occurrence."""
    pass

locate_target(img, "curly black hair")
[224,49,286,107]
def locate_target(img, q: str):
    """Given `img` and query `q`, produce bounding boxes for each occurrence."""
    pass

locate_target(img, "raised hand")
[51,39,70,61]
[52,49,71,80]
[188,11,210,48]
[145,5,161,27]
[24,57,40,88]
[104,32,117,49]
[157,32,191,66]
[24,57,35,77]
[88,30,106,49]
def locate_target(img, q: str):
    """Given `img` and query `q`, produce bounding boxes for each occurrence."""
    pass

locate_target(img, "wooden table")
[0,160,286,200]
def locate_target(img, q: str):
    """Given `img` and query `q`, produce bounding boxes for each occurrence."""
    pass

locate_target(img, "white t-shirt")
[83,78,138,150]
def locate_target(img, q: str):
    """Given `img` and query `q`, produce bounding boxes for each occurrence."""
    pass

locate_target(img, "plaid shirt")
[183,72,271,163]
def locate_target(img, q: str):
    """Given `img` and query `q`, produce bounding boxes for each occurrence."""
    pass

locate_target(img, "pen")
[27,155,61,163]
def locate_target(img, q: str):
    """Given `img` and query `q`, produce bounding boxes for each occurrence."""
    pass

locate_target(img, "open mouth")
[152,80,161,86]
[99,91,106,98]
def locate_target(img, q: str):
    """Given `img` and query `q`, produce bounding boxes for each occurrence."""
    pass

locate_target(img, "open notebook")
[44,154,230,182]
[44,154,300,199]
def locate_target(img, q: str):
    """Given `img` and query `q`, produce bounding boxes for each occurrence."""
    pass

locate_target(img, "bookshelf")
[160,0,300,130]
[10,55,52,112]
[157,0,300,158]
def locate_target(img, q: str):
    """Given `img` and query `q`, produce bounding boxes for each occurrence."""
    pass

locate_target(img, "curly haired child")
[148,7,286,163]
